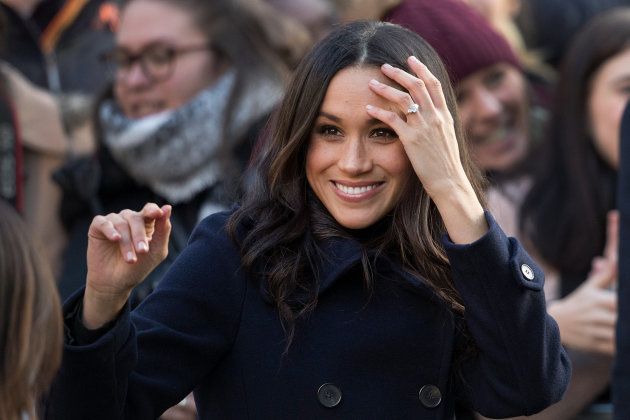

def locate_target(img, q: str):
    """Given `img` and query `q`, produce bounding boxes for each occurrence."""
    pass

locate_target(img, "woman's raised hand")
[366,56,486,243]
[83,203,172,329]
[366,56,463,197]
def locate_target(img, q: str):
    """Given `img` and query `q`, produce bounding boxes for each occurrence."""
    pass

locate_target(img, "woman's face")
[456,63,529,172]
[113,0,219,119]
[588,47,630,169]
[306,66,413,230]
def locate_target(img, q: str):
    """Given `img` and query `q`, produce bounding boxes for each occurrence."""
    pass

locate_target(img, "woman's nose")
[337,137,372,175]
[118,62,152,88]
[472,88,502,122]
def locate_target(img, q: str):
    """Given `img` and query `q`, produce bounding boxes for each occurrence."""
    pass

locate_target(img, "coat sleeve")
[47,212,247,420]
[443,211,571,418]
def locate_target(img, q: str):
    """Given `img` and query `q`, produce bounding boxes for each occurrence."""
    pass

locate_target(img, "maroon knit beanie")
[384,0,521,85]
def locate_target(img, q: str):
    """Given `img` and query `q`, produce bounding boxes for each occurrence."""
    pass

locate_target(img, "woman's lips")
[331,181,384,202]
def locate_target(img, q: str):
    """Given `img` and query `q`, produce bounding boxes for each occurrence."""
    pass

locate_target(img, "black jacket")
[47,210,571,419]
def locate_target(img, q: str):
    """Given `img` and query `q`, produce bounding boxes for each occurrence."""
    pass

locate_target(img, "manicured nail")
[126,251,135,262]
[369,79,380,86]
[366,105,373,110]
[382,63,393,70]
[137,241,148,252]
[410,56,420,63]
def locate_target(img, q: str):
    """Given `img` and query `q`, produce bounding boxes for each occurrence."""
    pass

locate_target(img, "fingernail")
[137,241,148,252]
[369,79,380,86]
[366,105,373,110]
[410,56,420,63]
[126,251,135,262]
[382,63,393,70]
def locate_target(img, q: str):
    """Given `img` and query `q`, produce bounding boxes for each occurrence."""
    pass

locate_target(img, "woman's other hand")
[83,203,172,329]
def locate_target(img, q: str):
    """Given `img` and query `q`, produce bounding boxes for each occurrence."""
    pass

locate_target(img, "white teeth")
[334,182,378,195]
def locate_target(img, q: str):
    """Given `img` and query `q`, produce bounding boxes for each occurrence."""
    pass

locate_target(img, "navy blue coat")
[48,211,570,419]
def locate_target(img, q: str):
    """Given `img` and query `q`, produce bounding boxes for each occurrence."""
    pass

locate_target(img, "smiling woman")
[306,67,414,230]
[48,21,570,419]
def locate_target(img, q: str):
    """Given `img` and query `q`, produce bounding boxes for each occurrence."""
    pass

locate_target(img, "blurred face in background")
[456,63,529,172]
[463,0,521,23]
[113,0,220,119]
[266,0,336,41]
[588,47,630,169]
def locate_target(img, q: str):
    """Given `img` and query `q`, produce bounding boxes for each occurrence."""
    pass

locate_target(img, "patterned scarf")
[100,70,283,204]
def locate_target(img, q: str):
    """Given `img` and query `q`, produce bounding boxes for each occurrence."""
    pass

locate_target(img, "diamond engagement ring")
[406,103,419,114]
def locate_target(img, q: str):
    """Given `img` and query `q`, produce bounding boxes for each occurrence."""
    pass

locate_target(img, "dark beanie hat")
[384,0,521,85]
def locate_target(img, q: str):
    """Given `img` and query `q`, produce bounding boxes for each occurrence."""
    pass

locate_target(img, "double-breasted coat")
[48,211,570,419]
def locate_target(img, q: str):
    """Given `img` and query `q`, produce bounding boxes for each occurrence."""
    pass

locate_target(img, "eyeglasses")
[101,42,214,83]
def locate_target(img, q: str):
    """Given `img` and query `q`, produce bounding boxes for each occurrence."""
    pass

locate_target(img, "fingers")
[584,321,616,355]
[406,56,448,110]
[88,203,169,264]
[90,215,122,242]
[378,62,435,115]
[603,210,619,262]
[108,212,138,263]
[151,205,172,260]
[586,255,617,289]
[368,78,416,119]
[375,56,449,115]
[141,202,166,241]
[89,213,134,263]
[591,306,618,328]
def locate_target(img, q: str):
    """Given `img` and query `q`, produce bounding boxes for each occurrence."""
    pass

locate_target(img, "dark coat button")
[419,384,442,408]
[317,383,342,408]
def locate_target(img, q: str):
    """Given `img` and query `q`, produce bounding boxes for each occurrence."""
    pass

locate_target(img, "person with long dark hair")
[47,21,569,419]
[517,8,630,418]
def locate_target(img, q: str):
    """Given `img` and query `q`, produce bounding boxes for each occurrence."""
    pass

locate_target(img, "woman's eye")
[146,48,173,66]
[370,127,398,140]
[317,125,341,137]
[484,69,505,89]
[455,89,469,105]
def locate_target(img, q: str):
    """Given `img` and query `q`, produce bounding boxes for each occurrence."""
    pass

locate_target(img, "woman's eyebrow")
[318,112,383,126]
[318,111,341,122]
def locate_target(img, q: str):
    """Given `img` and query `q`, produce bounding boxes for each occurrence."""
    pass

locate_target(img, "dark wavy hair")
[228,21,485,347]
[520,8,630,295]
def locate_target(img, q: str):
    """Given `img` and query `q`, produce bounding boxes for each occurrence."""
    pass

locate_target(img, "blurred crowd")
[0,0,629,419]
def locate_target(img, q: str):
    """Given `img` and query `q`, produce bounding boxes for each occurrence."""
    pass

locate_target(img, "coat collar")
[314,235,438,301]
[315,236,364,296]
